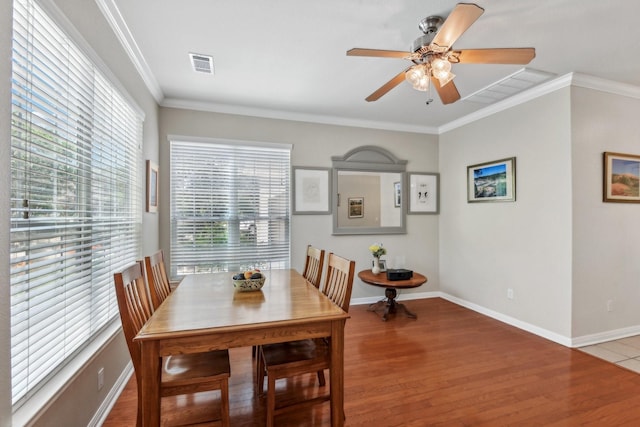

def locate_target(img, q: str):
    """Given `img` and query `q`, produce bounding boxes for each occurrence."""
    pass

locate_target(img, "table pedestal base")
[367,287,417,321]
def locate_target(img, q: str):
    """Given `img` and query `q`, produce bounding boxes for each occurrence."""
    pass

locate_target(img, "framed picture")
[292,167,331,214]
[603,152,640,203]
[394,182,401,207]
[408,172,439,214]
[146,160,158,213]
[348,197,364,218]
[467,157,516,203]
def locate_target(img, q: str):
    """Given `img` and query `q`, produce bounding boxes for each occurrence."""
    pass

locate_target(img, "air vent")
[189,53,214,74]
[463,68,555,104]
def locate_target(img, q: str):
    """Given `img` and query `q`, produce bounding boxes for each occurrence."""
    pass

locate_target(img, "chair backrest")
[144,250,172,310]
[113,261,153,380]
[302,245,325,288]
[321,253,355,312]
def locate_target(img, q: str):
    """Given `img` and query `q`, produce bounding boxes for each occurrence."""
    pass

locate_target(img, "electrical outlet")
[97,367,104,390]
[507,288,514,300]
[607,300,613,312]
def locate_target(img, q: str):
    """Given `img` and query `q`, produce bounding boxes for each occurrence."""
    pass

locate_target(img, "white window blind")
[170,139,290,277]
[10,0,143,407]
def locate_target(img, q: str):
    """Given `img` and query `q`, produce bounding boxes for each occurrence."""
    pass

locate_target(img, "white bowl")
[232,276,266,292]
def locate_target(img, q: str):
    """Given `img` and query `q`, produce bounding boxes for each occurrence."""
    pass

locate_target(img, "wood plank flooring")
[102,297,640,426]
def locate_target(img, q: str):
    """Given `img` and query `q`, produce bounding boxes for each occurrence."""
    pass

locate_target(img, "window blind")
[10,0,143,407]
[170,139,290,277]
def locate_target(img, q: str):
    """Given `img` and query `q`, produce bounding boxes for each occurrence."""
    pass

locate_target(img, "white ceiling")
[104,0,640,133]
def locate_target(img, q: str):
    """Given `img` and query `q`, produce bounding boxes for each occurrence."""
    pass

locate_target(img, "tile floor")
[579,335,640,373]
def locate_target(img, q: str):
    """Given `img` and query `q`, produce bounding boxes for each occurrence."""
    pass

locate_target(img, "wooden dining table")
[134,269,349,426]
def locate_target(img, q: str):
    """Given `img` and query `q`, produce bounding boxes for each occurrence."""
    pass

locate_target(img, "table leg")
[330,319,346,427]
[140,340,161,426]
[368,288,417,321]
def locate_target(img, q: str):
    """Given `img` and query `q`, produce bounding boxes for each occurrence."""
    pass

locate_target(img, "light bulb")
[413,75,430,91]
[431,58,451,81]
[405,65,426,85]
[431,57,451,74]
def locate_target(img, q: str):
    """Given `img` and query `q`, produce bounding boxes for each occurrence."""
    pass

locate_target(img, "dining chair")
[144,250,172,310]
[114,262,231,427]
[257,252,355,427]
[302,245,325,288]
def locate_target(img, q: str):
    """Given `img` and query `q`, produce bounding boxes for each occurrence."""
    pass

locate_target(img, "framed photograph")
[603,152,640,203]
[348,197,364,218]
[467,157,516,203]
[146,160,158,213]
[408,172,439,214]
[394,182,401,207]
[292,167,331,214]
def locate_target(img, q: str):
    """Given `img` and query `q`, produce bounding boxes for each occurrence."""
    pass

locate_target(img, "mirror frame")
[331,145,407,235]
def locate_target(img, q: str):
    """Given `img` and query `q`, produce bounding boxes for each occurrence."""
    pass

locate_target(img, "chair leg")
[220,378,230,427]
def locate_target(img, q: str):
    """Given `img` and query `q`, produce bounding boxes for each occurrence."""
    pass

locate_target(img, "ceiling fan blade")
[347,48,411,58]
[365,67,411,102]
[432,3,484,49]
[431,77,461,105]
[454,48,535,64]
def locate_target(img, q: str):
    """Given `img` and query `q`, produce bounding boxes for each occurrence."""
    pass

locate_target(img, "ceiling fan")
[347,3,535,105]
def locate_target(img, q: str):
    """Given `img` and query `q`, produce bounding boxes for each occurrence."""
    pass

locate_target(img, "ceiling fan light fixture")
[405,64,427,85]
[437,71,455,87]
[413,75,430,91]
[431,57,451,74]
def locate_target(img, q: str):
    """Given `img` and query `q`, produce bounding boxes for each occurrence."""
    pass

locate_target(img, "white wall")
[158,107,440,300]
[439,89,574,339]
[571,86,640,338]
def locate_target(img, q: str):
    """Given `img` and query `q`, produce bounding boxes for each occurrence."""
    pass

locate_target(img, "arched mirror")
[332,146,407,235]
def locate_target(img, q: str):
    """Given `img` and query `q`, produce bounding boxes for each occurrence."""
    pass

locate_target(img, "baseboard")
[571,325,640,348]
[88,362,134,427]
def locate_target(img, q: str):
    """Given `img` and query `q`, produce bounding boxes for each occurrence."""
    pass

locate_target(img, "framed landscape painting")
[467,157,516,203]
[603,152,640,203]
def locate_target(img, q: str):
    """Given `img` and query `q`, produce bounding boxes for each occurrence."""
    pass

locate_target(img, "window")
[170,139,290,277]
[10,0,143,407]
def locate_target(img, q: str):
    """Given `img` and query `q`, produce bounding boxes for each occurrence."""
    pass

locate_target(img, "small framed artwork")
[467,157,516,203]
[348,197,364,218]
[394,182,401,207]
[292,167,331,214]
[603,152,640,203]
[146,160,158,213]
[373,258,387,272]
[408,172,439,214]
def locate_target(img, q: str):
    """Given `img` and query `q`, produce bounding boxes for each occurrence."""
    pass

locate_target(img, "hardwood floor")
[102,297,640,426]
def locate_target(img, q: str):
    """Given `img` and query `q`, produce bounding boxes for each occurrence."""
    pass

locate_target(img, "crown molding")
[160,98,440,135]
[96,0,164,103]
[570,73,640,99]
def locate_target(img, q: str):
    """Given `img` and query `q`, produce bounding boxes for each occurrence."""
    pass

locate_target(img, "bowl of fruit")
[232,270,265,292]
